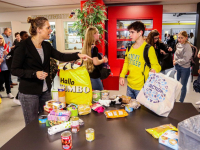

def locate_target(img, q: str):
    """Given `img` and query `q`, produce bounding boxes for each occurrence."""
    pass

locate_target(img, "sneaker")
[13,98,21,105]
[196,101,200,105]
[7,93,14,99]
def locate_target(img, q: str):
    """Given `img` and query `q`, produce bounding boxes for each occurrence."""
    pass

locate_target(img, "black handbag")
[160,53,174,71]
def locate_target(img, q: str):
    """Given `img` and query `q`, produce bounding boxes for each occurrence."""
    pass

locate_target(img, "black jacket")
[11,37,79,95]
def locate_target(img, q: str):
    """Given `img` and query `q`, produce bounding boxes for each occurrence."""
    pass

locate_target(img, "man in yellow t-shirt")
[119,21,161,99]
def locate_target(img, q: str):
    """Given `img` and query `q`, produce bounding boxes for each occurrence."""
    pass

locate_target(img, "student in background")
[188,32,194,45]
[82,26,108,90]
[13,32,21,46]
[174,31,192,103]
[119,21,161,99]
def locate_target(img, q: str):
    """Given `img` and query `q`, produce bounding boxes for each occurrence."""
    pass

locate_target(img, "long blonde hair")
[82,26,98,73]
[0,35,6,46]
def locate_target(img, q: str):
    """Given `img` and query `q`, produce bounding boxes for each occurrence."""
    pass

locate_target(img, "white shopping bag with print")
[136,72,182,117]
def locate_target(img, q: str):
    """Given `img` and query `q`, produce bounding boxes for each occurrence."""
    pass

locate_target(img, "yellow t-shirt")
[173,35,177,40]
[120,41,161,90]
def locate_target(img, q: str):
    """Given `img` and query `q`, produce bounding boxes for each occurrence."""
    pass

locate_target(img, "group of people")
[119,21,193,104]
[0,16,196,126]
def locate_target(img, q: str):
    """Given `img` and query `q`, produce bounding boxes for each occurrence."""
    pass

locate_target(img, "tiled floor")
[0,74,200,148]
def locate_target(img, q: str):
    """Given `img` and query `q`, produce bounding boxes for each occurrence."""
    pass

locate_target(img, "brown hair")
[15,32,20,37]
[146,29,162,46]
[27,16,48,36]
[127,21,145,36]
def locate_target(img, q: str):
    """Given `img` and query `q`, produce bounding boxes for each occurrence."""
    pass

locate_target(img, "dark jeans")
[19,91,52,125]
[0,70,11,94]
[90,78,104,90]
[9,73,12,84]
[175,64,190,103]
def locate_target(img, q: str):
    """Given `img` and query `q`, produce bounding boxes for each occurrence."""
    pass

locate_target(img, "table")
[1,102,199,150]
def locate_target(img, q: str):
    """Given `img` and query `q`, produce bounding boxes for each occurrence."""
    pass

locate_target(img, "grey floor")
[0,74,200,148]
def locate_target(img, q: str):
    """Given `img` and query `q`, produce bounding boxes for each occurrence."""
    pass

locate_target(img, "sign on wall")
[32,14,69,19]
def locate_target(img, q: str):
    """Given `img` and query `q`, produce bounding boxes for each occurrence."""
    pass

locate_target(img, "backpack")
[127,43,151,83]
[190,45,198,82]
[193,75,200,93]
[50,58,58,83]
[91,47,111,80]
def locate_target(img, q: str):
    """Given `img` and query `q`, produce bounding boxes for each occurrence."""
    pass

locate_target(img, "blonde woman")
[0,35,14,99]
[82,27,108,90]
[173,31,192,103]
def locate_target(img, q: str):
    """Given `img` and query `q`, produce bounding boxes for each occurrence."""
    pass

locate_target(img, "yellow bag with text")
[59,65,92,105]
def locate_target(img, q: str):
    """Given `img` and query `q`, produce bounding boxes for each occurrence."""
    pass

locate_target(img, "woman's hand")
[119,77,125,86]
[103,56,108,63]
[78,54,92,61]
[168,47,173,52]
[198,69,200,74]
[173,60,176,66]
[36,71,48,80]
[160,49,166,55]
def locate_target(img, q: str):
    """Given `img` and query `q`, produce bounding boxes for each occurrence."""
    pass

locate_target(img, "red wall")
[107,5,163,71]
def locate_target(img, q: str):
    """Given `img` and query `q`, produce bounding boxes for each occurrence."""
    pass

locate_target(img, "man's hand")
[119,77,125,86]
[150,69,156,73]
[160,49,166,55]
[168,47,172,52]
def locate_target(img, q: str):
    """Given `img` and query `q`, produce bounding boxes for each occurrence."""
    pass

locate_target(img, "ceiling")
[0,0,199,13]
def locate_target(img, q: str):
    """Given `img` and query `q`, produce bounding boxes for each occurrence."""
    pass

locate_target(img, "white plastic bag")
[136,72,182,117]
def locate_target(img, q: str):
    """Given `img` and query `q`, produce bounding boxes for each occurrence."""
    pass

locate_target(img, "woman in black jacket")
[11,17,91,125]
[146,29,174,73]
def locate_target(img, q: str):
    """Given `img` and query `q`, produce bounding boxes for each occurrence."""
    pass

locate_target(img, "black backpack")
[193,75,200,93]
[127,43,151,83]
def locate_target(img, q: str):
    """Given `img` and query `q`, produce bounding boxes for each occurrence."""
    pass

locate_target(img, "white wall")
[0,7,79,52]
[162,25,196,29]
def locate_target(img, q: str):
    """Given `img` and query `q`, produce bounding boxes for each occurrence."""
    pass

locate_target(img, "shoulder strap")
[142,44,151,83]
[143,44,151,68]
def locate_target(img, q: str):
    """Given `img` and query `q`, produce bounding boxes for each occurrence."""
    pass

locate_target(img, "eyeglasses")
[154,37,159,40]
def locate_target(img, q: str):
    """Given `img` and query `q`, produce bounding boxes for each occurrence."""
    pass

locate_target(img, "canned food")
[70,117,80,133]
[61,131,72,150]
[85,128,95,142]
[101,90,109,100]
[92,90,101,102]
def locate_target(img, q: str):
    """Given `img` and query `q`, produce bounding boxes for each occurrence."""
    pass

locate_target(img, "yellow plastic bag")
[60,66,92,105]
[146,124,178,139]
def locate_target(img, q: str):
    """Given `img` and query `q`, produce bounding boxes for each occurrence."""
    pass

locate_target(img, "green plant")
[72,0,107,41]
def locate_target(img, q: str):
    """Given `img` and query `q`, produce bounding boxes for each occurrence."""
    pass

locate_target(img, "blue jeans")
[90,78,103,90]
[175,64,190,103]
[127,86,140,99]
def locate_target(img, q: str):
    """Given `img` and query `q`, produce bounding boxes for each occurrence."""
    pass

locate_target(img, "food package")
[120,95,131,104]
[46,100,57,108]
[52,102,66,110]
[49,110,70,116]
[159,130,178,150]
[47,114,70,122]
[146,124,178,139]
[104,109,128,118]
[48,121,71,135]
[91,103,105,113]
[67,104,78,117]
[78,104,91,115]
[48,120,67,126]
[44,105,53,113]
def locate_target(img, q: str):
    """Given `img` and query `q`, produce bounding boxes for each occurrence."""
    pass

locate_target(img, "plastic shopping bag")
[60,65,92,105]
[136,72,182,117]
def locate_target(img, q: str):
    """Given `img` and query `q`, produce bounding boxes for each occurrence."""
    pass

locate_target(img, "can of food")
[38,115,47,124]
[58,86,65,103]
[85,128,95,142]
[92,90,101,102]
[101,90,109,100]
[70,117,80,133]
[61,131,72,150]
